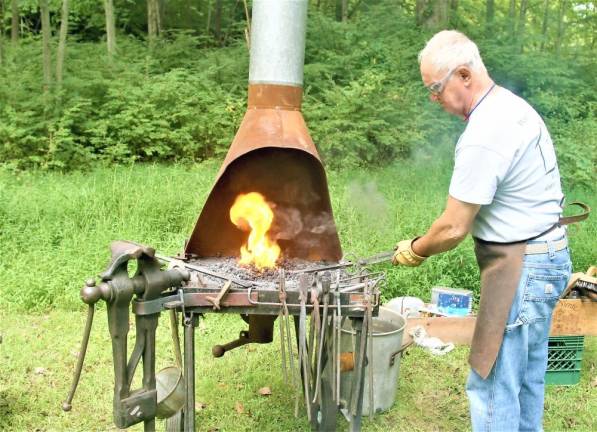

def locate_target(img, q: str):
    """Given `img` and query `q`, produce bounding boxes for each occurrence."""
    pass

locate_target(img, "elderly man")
[392,30,577,431]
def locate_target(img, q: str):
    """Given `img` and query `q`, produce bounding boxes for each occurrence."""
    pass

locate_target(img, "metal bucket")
[156,366,185,419]
[340,307,407,415]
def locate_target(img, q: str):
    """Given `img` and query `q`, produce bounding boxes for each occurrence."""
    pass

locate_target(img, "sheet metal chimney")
[185,0,342,262]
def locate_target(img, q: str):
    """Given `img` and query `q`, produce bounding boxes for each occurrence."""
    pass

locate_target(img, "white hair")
[418,30,487,73]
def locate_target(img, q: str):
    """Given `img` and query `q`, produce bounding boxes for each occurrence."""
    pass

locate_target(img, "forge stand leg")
[311,347,338,431]
[183,313,199,432]
[348,317,366,432]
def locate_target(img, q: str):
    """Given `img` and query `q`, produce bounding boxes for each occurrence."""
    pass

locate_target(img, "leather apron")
[469,239,526,379]
[468,201,590,379]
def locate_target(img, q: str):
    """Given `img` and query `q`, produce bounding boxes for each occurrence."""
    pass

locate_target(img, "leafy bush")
[0,3,594,189]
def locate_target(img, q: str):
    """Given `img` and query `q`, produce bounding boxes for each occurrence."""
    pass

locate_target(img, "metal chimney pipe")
[249,0,308,87]
[184,0,342,263]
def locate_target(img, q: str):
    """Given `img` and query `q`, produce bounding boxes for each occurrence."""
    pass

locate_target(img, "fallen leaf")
[258,386,272,396]
[34,367,47,375]
[207,428,219,432]
[591,376,597,388]
[235,402,244,414]
[195,402,207,411]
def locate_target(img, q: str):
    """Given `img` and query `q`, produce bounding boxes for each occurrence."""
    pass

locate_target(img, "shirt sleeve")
[449,145,511,205]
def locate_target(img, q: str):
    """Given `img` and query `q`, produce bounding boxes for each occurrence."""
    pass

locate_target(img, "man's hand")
[392,238,427,267]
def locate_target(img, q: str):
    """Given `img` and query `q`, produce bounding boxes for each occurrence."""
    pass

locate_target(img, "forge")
[63,1,393,431]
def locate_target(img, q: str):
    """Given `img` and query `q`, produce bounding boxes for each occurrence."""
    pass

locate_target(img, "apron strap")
[528,201,591,241]
[559,201,591,225]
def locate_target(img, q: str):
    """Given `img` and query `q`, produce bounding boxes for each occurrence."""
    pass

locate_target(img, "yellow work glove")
[392,238,427,267]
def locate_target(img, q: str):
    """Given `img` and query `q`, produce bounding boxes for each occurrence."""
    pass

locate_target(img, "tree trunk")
[11,0,18,43]
[415,0,426,26]
[214,0,222,43]
[341,0,348,22]
[449,0,458,26]
[40,0,52,93]
[485,0,495,35]
[517,0,528,52]
[416,0,449,30]
[147,0,157,42]
[540,0,549,51]
[0,0,4,67]
[508,0,517,37]
[56,0,69,88]
[555,0,566,56]
[205,0,212,34]
[104,0,116,59]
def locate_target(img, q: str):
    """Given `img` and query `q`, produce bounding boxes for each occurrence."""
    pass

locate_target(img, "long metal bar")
[290,251,394,275]
[156,254,252,288]
[62,305,95,411]
[183,314,198,432]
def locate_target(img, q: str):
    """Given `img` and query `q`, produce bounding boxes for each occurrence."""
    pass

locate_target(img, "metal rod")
[183,314,197,432]
[367,288,375,417]
[169,309,183,369]
[289,250,394,275]
[156,254,252,288]
[62,304,95,412]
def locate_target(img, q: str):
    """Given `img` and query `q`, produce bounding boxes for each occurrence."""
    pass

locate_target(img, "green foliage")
[0,1,595,189]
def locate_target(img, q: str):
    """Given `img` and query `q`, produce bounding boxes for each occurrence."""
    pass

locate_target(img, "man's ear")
[458,67,472,84]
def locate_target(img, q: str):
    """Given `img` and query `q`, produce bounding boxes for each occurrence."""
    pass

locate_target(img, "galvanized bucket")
[155,366,185,419]
[340,306,408,415]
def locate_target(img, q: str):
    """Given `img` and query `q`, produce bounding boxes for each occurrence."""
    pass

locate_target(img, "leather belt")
[525,238,568,255]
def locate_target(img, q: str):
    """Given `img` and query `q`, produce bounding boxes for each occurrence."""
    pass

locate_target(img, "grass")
[0,310,595,431]
[0,156,595,430]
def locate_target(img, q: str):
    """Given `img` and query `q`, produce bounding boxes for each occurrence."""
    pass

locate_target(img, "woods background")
[0,0,594,189]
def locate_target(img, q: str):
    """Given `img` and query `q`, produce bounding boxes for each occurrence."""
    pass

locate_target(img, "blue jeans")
[466,240,572,432]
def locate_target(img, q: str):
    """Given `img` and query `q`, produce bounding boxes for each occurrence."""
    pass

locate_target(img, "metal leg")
[142,315,159,432]
[312,336,338,432]
[183,313,199,432]
[349,318,367,432]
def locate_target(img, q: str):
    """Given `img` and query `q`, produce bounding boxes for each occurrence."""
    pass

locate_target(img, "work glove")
[392,238,427,267]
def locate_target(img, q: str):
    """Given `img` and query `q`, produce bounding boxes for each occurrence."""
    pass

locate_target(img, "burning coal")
[229,192,281,270]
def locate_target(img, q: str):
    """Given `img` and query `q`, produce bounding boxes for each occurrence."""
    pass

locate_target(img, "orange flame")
[230,192,281,269]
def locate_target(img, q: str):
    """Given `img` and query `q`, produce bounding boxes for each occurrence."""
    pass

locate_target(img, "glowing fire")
[229,192,281,270]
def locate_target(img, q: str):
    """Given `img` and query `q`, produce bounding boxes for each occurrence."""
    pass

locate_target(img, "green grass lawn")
[0,158,595,430]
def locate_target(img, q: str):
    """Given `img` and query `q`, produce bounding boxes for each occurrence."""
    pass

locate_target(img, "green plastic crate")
[545,336,584,386]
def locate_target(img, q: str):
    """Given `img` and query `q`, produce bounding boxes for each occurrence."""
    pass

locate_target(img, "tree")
[0,0,4,67]
[416,0,449,30]
[40,0,52,93]
[147,0,160,43]
[213,0,222,43]
[11,0,18,43]
[485,0,495,36]
[517,0,528,51]
[555,0,567,56]
[540,0,549,51]
[508,0,517,36]
[56,0,70,89]
[104,0,116,59]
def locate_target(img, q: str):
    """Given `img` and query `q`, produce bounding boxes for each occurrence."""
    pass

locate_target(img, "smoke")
[346,180,389,220]
[270,207,337,240]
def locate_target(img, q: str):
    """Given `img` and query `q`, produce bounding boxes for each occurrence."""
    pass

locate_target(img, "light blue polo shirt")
[449,87,564,243]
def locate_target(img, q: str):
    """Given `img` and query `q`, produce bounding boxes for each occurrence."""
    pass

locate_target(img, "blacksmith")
[393,30,573,431]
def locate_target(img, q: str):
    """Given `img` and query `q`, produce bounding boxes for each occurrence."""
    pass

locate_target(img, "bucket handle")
[389,340,414,367]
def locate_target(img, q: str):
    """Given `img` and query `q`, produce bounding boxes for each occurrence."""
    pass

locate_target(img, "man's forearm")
[412,216,468,257]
